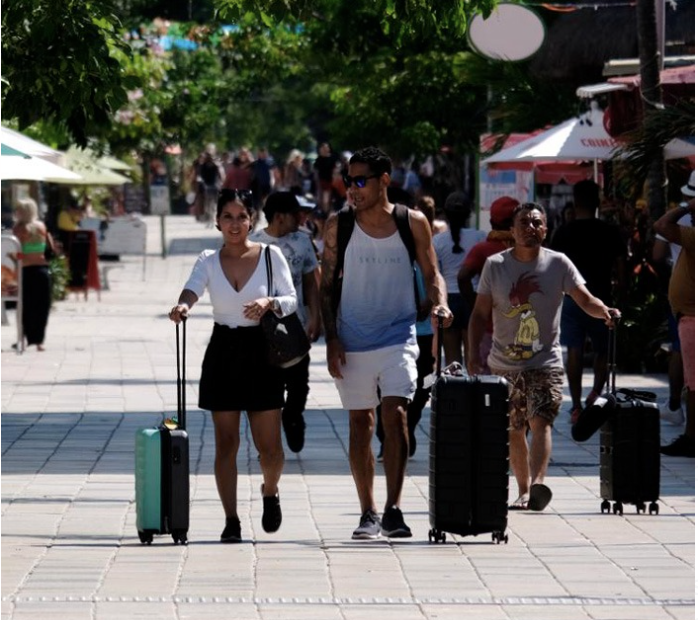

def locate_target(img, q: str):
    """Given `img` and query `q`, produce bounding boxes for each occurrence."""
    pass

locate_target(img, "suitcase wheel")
[601,500,611,514]
[492,531,508,544]
[172,531,188,545]
[649,502,659,515]
[138,531,153,545]
[612,502,623,516]
[428,528,446,544]
[635,503,646,514]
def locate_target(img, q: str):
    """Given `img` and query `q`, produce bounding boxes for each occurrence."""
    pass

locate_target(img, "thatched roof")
[529,0,695,83]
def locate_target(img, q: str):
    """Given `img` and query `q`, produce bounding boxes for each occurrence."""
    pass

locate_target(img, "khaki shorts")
[491,367,565,431]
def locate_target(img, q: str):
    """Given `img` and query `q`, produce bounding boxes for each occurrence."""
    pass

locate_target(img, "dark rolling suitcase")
[598,321,660,516]
[428,317,510,544]
[135,320,190,545]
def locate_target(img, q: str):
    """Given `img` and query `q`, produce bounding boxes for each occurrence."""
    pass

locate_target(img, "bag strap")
[332,206,355,314]
[332,203,421,313]
[393,203,416,263]
[394,203,425,315]
[175,318,186,430]
[264,244,273,295]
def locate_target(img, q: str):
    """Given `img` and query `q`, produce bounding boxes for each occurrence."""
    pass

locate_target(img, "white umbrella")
[61,146,131,186]
[0,126,64,165]
[484,105,692,164]
[1,145,83,182]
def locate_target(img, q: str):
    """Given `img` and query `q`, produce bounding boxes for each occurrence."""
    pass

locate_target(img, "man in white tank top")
[320,146,452,540]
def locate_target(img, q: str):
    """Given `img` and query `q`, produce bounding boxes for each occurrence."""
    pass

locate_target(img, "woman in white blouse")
[169,189,297,543]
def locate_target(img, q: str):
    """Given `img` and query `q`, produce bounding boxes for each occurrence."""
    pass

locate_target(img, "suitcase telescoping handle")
[176,318,186,430]
[605,312,620,395]
[436,310,446,376]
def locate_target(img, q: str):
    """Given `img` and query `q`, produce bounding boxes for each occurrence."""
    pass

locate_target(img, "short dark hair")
[573,179,600,212]
[513,202,547,223]
[349,146,392,177]
[263,191,299,220]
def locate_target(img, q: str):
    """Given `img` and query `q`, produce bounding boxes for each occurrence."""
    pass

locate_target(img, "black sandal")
[528,484,553,512]
[260,484,282,533]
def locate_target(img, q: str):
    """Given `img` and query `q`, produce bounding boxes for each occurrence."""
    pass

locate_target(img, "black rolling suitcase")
[428,318,510,544]
[135,320,190,545]
[598,321,660,516]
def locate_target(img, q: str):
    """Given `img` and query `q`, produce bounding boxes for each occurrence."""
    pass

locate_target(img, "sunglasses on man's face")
[342,173,381,189]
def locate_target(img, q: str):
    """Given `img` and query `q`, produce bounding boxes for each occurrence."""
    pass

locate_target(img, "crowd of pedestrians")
[172,140,694,542]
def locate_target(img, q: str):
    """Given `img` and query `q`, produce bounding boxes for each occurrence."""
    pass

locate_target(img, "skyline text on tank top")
[338,224,417,352]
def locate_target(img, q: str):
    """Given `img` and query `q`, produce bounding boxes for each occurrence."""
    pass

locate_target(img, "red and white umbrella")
[483,104,692,164]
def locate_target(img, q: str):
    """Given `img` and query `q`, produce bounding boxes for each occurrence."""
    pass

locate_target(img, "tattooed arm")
[320,213,345,379]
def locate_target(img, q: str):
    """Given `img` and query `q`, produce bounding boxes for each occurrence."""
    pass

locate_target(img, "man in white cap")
[653,171,695,457]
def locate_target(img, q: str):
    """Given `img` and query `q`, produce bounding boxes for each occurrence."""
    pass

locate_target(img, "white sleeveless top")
[338,223,417,352]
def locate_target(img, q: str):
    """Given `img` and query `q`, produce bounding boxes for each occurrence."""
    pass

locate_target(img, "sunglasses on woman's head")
[342,173,381,189]
[219,188,253,207]
[220,188,252,200]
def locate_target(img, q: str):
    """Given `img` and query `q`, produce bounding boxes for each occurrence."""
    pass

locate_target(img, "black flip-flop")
[528,483,552,512]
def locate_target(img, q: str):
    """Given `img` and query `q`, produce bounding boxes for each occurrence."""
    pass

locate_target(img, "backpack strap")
[394,204,428,319]
[331,205,356,314]
[331,203,424,319]
[393,203,416,263]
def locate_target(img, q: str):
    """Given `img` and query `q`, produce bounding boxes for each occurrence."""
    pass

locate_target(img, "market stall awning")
[1,143,83,182]
[0,126,64,165]
[608,64,696,88]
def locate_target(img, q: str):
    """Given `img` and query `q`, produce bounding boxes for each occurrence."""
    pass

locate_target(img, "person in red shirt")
[457,196,518,371]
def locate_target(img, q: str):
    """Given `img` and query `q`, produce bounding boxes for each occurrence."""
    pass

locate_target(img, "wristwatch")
[270,298,281,314]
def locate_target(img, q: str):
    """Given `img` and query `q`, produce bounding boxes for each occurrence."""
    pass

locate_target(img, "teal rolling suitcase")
[135,321,190,545]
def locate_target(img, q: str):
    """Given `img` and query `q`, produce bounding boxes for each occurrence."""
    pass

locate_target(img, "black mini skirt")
[198,323,284,412]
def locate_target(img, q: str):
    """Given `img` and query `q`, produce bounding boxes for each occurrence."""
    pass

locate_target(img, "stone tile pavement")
[1,215,694,619]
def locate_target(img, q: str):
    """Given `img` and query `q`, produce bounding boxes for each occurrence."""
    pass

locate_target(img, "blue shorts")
[560,296,608,352]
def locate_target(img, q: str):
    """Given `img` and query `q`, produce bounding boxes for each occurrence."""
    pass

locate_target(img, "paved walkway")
[1,215,694,620]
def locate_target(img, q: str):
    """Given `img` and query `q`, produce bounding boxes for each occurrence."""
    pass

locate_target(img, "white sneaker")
[659,400,685,426]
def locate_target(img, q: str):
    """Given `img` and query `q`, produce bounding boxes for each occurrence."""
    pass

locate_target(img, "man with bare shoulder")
[468,203,619,512]
[320,146,452,539]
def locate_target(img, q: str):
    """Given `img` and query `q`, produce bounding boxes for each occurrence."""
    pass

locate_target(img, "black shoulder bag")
[260,245,311,368]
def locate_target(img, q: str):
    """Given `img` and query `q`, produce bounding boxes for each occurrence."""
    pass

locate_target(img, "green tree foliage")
[1,0,579,164]
[213,0,577,158]
[1,0,138,147]
[215,0,496,41]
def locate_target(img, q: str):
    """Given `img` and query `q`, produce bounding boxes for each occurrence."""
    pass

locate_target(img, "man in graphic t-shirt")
[468,203,619,512]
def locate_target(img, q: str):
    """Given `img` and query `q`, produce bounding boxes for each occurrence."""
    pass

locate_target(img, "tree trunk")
[636,0,666,222]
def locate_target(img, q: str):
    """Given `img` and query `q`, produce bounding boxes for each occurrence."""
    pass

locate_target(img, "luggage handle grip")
[605,312,620,395]
[175,318,186,430]
[434,310,467,379]
[436,312,444,376]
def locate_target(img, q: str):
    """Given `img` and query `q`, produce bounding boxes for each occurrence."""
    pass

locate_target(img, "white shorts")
[334,342,419,410]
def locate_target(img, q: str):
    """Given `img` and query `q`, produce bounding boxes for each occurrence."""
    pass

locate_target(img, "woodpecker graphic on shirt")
[501,273,544,361]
